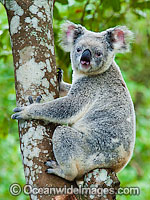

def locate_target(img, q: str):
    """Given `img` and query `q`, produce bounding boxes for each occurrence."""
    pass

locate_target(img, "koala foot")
[45,168,64,177]
[45,159,75,181]
[45,167,73,181]
[45,160,63,177]
[44,160,58,168]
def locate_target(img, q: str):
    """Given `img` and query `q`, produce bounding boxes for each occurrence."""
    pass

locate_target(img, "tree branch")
[80,0,90,25]
[4,0,75,199]
[79,169,120,200]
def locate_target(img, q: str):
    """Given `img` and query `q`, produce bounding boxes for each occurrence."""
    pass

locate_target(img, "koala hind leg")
[51,125,86,181]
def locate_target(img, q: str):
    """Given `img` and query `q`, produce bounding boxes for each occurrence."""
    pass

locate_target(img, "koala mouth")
[80,49,91,70]
[80,60,90,69]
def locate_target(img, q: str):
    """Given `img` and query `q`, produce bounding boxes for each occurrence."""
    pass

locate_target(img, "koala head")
[60,21,133,75]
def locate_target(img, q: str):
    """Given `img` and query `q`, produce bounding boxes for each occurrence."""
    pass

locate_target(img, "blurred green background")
[0,0,150,199]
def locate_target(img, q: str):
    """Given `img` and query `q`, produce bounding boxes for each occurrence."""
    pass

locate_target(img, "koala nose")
[80,49,91,65]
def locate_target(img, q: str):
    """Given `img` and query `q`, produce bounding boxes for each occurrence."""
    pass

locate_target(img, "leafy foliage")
[0,0,150,199]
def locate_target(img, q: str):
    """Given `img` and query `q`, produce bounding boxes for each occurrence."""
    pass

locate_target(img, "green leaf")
[111,0,121,12]
[53,5,62,20]
[56,0,68,5]
[75,0,85,2]
[147,33,150,50]
[131,1,150,9]
[101,0,121,12]
[85,4,96,11]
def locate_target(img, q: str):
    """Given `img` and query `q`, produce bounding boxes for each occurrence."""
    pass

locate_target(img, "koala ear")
[106,26,134,53]
[60,21,85,52]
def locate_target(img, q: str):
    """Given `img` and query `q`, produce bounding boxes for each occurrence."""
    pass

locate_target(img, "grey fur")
[12,21,135,182]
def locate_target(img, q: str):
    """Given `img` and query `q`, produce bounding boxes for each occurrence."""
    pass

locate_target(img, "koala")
[12,21,136,182]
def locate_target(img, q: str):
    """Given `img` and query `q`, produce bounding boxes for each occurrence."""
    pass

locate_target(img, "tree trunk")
[1,0,75,199]
[1,0,120,199]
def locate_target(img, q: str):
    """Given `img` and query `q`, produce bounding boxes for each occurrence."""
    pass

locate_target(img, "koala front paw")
[11,107,25,120]
[11,105,30,120]
[11,96,42,120]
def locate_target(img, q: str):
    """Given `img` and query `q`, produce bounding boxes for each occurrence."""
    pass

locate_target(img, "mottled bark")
[2,0,75,199]
[78,169,120,200]
[1,0,120,199]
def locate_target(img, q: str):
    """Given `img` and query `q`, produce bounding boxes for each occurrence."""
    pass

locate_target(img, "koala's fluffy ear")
[106,26,134,53]
[60,21,85,52]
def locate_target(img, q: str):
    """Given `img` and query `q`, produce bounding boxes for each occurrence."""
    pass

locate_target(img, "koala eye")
[96,50,103,57]
[76,47,82,53]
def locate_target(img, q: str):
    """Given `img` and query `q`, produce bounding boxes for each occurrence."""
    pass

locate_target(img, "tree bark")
[1,0,120,199]
[2,0,75,199]
[78,169,120,200]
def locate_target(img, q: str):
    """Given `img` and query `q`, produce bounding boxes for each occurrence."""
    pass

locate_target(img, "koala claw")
[45,168,55,174]
[11,113,23,120]
[57,68,63,83]
[12,107,24,120]
[28,95,42,104]
[13,107,23,112]
[12,104,26,120]
[44,160,58,168]
[28,96,34,104]
[36,95,42,103]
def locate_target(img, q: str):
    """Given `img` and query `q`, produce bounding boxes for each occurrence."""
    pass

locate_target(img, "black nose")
[80,49,91,63]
